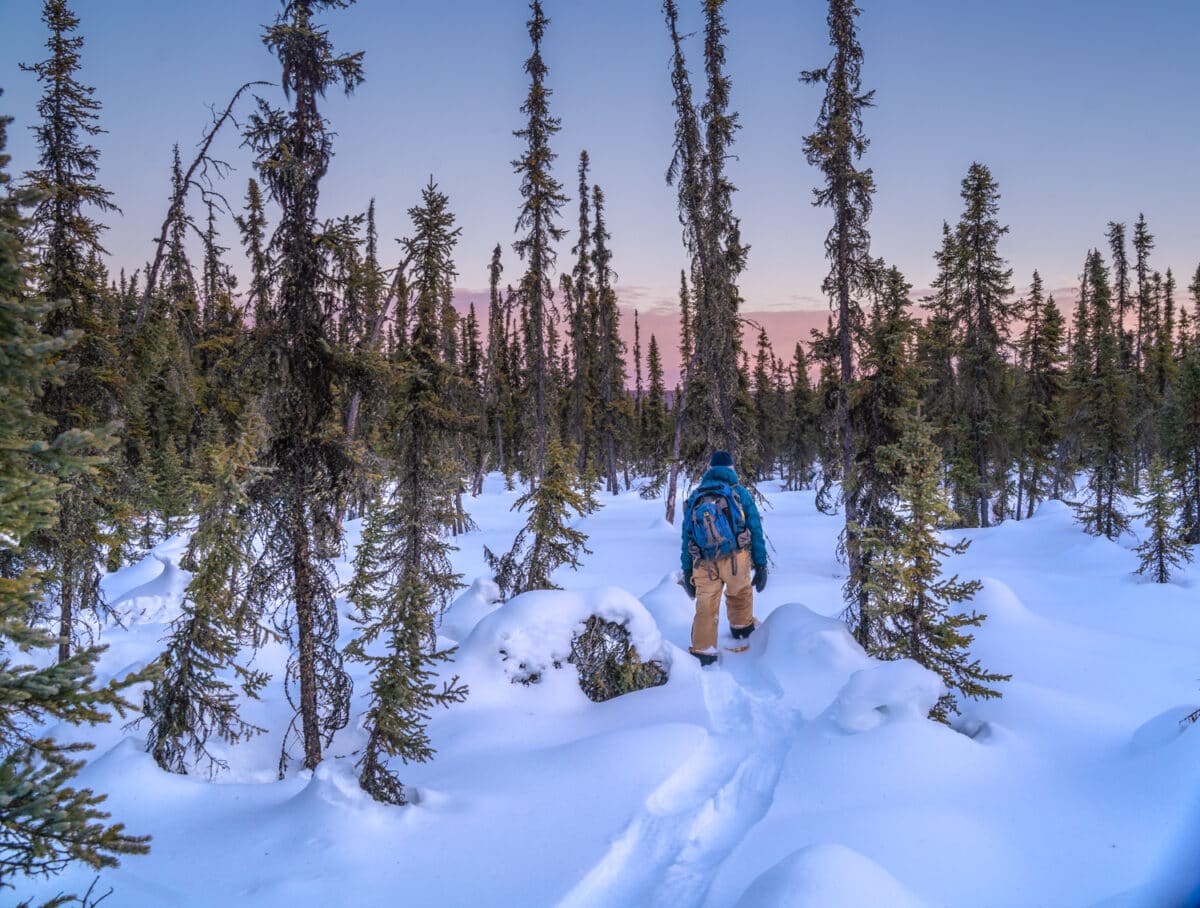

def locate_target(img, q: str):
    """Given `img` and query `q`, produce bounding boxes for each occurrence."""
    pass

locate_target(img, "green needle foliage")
[1134,456,1193,583]
[242,0,363,774]
[861,415,1009,723]
[141,421,269,776]
[486,439,596,597]
[20,0,123,663]
[346,181,469,806]
[0,103,149,893]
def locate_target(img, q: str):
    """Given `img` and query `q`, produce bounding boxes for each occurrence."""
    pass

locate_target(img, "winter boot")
[692,650,718,667]
[730,620,759,641]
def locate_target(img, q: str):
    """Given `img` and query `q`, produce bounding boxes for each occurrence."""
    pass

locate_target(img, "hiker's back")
[685,479,750,563]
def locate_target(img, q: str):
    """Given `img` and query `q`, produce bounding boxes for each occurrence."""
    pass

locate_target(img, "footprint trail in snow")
[558,661,794,908]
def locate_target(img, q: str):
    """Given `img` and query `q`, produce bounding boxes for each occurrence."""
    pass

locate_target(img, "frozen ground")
[12,477,1200,907]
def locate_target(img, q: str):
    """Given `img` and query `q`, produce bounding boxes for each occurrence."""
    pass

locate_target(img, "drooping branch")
[136,80,268,328]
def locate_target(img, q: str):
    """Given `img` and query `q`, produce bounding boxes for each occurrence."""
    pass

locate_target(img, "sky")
[1,0,1199,349]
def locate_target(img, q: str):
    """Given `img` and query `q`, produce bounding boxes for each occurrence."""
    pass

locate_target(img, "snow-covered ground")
[14,477,1200,907]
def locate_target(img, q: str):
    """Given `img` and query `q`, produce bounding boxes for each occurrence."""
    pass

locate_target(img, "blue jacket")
[680,465,766,574]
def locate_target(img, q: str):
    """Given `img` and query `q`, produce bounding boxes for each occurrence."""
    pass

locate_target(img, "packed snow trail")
[558,657,794,908]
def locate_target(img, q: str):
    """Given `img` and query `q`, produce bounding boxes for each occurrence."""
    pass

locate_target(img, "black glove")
[752,563,768,593]
[681,573,697,598]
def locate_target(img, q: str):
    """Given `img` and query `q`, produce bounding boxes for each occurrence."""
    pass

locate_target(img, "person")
[680,450,767,666]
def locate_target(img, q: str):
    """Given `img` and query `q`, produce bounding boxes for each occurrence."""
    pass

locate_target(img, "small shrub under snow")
[458,587,671,703]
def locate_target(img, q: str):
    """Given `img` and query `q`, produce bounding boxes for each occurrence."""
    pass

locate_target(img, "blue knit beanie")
[710,450,734,468]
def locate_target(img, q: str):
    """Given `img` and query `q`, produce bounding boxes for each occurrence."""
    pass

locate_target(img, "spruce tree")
[1107,221,1133,368]
[1133,456,1193,583]
[141,423,268,776]
[512,0,567,481]
[810,317,843,512]
[642,333,669,486]
[633,310,645,467]
[751,328,776,481]
[949,163,1015,528]
[485,439,596,597]
[242,0,363,773]
[846,266,921,648]
[235,178,271,329]
[1166,307,1200,545]
[697,0,748,451]
[1151,269,1179,408]
[21,0,122,662]
[661,0,708,519]
[475,243,507,491]
[1014,272,1066,518]
[1075,250,1133,540]
[917,223,963,484]
[347,181,469,805]
[784,341,818,490]
[1133,213,1155,373]
[860,415,1009,722]
[0,104,149,891]
[661,0,750,504]
[564,151,594,471]
[118,151,199,545]
[590,182,625,495]
[803,0,876,642]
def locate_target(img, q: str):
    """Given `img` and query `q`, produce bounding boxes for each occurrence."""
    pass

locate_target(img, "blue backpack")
[686,482,748,562]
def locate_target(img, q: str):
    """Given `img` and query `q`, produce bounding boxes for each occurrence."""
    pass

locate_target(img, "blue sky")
[1,0,1198,313]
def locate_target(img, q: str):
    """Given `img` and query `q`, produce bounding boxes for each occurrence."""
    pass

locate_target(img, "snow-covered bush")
[569,615,667,703]
[459,587,672,703]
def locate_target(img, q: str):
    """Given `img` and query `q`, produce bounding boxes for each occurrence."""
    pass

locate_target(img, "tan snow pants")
[690,549,754,654]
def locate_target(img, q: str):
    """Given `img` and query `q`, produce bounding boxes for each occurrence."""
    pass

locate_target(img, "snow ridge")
[559,665,793,908]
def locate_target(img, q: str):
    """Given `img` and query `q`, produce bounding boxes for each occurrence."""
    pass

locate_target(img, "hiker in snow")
[680,450,768,666]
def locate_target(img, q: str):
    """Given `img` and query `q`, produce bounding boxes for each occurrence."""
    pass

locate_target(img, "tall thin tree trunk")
[291,503,321,770]
[976,420,990,528]
[496,420,506,478]
[665,393,688,524]
[836,217,864,647]
[1015,460,1025,522]
[1026,464,1040,519]
[57,555,74,664]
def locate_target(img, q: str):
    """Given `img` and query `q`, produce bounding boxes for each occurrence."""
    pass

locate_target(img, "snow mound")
[1131,705,1200,752]
[756,604,873,717]
[291,759,374,812]
[734,843,928,908]
[111,553,189,623]
[456,586,672,705]
[827,661,945,733]
[637,573,693,640]
[440,577,503,643]
[972,577,1034,626]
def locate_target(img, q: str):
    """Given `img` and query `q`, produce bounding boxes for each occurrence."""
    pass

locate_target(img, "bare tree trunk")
[136,82,267,328]
[496,420,506,479]
[977,426,990,528]
[57,555,74,664]
[605,435,618,496]
[291,507,321,771]
[665,420,685,525]
[666,347,705,524]
[1191,452,1200,544]
[1015,459,1025,522]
